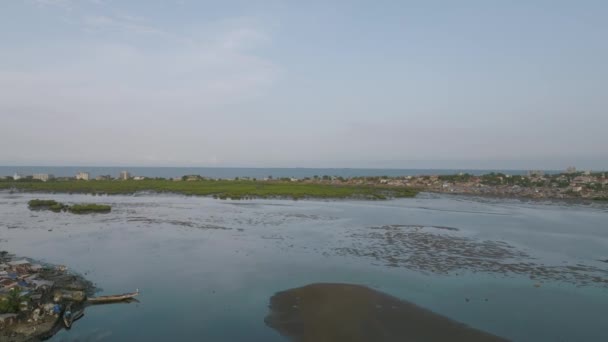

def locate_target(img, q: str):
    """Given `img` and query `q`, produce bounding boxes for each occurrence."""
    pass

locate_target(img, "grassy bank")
[5,179,418,200]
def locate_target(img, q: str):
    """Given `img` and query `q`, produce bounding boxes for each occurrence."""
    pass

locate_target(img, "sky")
[1,0,607,170]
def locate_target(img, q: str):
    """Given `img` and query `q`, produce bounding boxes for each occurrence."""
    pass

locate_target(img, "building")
[133,176,146,181]
[13,173,23,181]
[75,172,90,181]
[7,259,31,273]
[527,170,545,177]
[566,166,577,174]
[32,173,53,182]
[119,171,130,180]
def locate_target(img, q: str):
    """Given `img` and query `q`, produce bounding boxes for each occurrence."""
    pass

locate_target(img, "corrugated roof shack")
[8,259,31,274]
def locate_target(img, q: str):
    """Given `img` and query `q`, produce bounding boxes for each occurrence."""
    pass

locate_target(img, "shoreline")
[2,188,607,208]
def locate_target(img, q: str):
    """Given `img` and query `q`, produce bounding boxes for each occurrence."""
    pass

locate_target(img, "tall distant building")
[566,166,577,174]
[119,171,131,180]
[75,172,90,181]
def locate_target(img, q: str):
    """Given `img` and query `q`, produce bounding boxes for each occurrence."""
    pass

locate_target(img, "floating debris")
[334,225,608,288]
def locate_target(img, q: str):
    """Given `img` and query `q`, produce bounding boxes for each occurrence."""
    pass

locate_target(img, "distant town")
[1,167,607,201]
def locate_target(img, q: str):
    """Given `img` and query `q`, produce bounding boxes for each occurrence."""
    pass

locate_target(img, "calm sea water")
[0,166,543,179]
[1,192,607,341]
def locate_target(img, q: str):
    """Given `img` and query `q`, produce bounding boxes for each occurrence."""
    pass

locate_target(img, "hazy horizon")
[2,1,607,169]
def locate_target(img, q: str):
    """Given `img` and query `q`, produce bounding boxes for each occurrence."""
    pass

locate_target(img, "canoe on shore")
[87,290,139,304]
[62,304,84,329]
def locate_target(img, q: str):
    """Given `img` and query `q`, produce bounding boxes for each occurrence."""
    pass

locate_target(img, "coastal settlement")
[1,167,607,201]
[0,251,96,340]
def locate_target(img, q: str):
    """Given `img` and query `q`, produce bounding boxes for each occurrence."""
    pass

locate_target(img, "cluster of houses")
[5,170,143,182]
[0,258,57,327]
[419,171,607,199]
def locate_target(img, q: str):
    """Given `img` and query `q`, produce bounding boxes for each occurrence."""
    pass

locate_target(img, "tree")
[0,287,21,313]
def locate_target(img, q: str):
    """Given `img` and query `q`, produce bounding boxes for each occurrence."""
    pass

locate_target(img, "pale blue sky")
[1,0,607,169]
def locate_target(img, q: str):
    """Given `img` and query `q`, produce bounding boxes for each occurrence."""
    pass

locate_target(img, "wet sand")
[335,225,608,287]
[265,283,509,342]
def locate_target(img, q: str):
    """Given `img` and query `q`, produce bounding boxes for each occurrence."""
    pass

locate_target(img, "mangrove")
[8,179,419,200]
[28,199,111,214]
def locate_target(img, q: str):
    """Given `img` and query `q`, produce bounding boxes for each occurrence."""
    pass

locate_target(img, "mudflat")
[265,283,509,342]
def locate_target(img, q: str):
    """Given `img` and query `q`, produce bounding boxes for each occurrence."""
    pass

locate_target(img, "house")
[75,172,90,180]
[8,259,31,273]
[30,264,43,272]
[0,278,18,290]
[133,176,146,181]
[32,173,54,182]
[30,279,54,290]
[13,173,23,180]
[572,176,593,185]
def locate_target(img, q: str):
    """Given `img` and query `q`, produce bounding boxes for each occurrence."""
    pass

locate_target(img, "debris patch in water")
[335,225,608,287]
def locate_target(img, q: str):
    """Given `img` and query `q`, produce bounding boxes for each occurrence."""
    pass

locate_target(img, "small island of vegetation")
[28,199,111,214]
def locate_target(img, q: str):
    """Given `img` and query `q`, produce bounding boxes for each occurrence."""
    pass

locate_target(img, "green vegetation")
[28,199,68,212]
[438,173,473,182]
[6,179,419,200]
[0,288,22,314]
[28,199,111,214]
[69,203,112,214]
[28,199,59,208]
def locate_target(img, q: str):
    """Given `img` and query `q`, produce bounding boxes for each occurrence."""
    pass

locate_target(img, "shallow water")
[1,192,607,341]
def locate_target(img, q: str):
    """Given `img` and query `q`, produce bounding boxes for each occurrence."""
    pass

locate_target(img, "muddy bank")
[265,283,508,342]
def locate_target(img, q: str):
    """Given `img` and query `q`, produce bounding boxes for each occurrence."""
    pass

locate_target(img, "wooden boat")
[62,304,84,329]
[87,289,139,304]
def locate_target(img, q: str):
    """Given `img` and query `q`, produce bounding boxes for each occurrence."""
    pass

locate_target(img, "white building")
[119,171,131,180]
[13,173,23,180]
[33,173,53,182]
[76,172,90,181]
